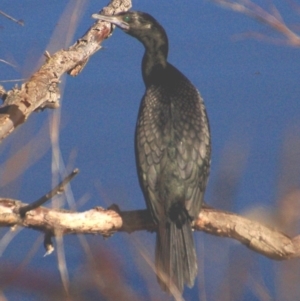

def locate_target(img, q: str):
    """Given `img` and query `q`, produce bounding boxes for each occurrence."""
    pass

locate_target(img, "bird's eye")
[123,15,131,22]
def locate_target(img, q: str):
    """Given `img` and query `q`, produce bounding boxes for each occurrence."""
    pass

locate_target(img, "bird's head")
[92,11,166,42]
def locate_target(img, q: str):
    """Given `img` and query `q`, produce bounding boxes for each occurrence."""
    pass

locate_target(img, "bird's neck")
[141,36,169,86]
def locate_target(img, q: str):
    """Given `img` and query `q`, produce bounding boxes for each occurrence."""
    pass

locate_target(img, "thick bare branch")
[0,0,132,143]
[195,206,298,260]
[0,198,299,260]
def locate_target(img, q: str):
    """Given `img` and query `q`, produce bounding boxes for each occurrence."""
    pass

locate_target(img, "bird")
[92,11,211,295]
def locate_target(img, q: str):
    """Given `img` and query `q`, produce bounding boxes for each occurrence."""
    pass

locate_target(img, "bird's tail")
[155,220,197,295]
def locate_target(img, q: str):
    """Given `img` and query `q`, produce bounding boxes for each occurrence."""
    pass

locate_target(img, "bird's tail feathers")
[155,220,197,295]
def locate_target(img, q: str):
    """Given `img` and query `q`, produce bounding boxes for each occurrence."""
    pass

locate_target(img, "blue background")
[1,0,300,300]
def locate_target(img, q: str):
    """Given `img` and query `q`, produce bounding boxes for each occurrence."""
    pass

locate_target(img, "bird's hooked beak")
[92,14,130,31]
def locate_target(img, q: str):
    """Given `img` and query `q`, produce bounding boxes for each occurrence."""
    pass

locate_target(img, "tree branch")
[0,0,132,143]
[1,198,299,260]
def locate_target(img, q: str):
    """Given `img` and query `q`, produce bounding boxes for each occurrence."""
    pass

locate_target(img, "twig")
[0,10,24,26]
[212,0,300,46]
[0,79,27,83]
[0,59,17,68]
[18,169,79,217]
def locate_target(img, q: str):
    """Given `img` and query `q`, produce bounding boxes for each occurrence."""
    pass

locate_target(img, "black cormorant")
[92,11,211,295]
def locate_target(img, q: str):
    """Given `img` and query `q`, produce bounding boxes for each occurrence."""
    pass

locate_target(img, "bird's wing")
[136,79,211,222]
[135,87,170,223]
[175,119,210,218]
[172,79,211,219]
